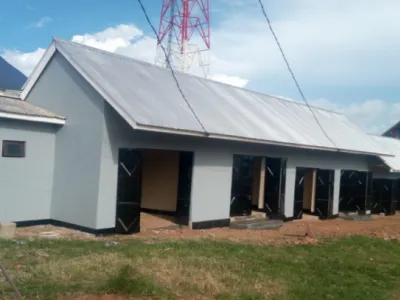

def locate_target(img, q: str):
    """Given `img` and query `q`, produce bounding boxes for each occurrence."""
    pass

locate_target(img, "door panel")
[115,149,142,234]
[365,172,373,212]
[339,171,367,212]
[264,158,287,219]
[176,152,193,220]
[375,179,397,215]
[293,168,307,220]
[315,169,334,219]
[230,155,253,216]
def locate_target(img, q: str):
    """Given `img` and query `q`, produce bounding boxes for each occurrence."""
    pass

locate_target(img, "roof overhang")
[0,112,65,125]
[134,122,391,157]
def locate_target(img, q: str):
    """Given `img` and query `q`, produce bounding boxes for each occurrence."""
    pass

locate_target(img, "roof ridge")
[53,37,342,116]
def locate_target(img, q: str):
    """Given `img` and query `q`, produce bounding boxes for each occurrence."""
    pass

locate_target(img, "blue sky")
[1,0,400,133]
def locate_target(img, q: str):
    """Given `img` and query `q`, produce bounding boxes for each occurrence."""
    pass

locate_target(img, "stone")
[0,222,16,239]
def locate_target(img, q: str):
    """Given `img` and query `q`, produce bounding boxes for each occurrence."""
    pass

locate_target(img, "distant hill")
[0,57,27,90]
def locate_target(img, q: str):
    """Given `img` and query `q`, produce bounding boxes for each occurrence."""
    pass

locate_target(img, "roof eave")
[0,111,65,125]
[135,123,388,156]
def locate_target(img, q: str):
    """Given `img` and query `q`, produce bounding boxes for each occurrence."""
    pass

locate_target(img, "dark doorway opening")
[230,155,287,218]
[294,167,313,220]
[339,171,372,213]
[264,158,287,219]
[294,167,334,220]
[115,149,142,234]
[372,179,398,215]
[115,149,194,234]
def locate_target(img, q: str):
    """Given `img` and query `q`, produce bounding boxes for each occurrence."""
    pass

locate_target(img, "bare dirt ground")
[15,213,400,245]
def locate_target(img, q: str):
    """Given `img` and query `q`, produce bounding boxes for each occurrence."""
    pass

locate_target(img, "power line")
[256,0,337,148]
[135,0,208,134]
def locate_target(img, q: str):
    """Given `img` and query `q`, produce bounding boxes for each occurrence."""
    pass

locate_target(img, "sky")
[1,0,399,134]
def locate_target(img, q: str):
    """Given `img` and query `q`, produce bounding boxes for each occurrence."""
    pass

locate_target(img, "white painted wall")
[189,151,233,223]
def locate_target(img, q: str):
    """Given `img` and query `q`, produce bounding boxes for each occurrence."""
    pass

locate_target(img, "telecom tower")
[155,0,210,78]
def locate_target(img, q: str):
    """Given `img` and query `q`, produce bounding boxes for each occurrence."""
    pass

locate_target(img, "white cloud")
[309,98,400,134]
[1,23,248,87]
[1,48,46,76]
[32,17,52,28]
[209,0,400,86]
[210,74,248,88]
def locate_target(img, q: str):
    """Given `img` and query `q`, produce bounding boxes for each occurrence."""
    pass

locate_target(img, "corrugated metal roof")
[0,90,65,120]
[370,135,400,172]
[52,38,389,155]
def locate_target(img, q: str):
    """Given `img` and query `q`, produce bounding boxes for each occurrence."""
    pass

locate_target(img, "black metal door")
[115,149,142,234]
[397,179,400,211]
[264,158,287,219]
[315,169,334,219]
[339,171,367,212]
[176,152,193,221]
[371,179,381,214]
[365,172,373,212]
[376,179,397,215]
[293,167,307,220]
[230,155,254,216]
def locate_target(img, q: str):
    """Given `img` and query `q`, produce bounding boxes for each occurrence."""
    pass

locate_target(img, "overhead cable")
[135,0,208,134]
[257,0,337,148]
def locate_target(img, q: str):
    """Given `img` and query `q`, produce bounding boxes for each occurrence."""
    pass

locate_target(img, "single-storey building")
[0,38,395,234]
[367,135,400,214]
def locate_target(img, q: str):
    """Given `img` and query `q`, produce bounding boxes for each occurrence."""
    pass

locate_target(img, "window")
[2,141,26,158]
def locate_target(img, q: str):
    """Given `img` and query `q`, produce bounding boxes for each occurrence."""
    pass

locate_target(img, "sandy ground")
[15,213,400,245]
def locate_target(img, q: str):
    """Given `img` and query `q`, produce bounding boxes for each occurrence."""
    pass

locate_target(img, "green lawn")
[0,236,399,299]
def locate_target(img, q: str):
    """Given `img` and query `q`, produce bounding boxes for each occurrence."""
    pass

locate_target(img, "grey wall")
[190,151,233,223]
[0,119,56,222]
[100,105,371,225]
[26,53,105,229]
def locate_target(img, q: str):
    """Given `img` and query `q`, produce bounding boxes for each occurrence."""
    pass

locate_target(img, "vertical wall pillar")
[332,169,341,215]
[251,157,266,209]
[189,151,233,229]
[284,165,296,218]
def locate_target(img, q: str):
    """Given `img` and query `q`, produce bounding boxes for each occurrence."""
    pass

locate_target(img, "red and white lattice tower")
[155,0,210,78]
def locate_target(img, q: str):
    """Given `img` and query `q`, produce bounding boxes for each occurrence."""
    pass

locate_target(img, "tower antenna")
[156,0,210,78]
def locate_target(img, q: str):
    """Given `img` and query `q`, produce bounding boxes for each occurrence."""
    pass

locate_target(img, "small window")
[2,141,26,158]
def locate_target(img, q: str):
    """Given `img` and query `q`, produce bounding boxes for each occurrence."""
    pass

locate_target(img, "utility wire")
[135,0,208,134]
[257,0,337,148]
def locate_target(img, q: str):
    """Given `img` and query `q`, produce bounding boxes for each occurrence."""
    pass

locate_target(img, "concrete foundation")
[0,222,16,239]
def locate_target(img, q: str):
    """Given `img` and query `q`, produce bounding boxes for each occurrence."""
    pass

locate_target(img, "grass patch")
[0,236,400,299]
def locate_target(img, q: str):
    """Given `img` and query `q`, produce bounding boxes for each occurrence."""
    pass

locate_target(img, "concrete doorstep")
[338,212,372,221]
[230,217,283,230]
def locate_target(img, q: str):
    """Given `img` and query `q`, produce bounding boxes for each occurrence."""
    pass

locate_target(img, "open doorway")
[230,155,287,219]
[372,179,398,215]
[339,170,372,213]
[264,158,287,219]
[294,167,334,220]
[294,168,315,219]
[115,148,194,234]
